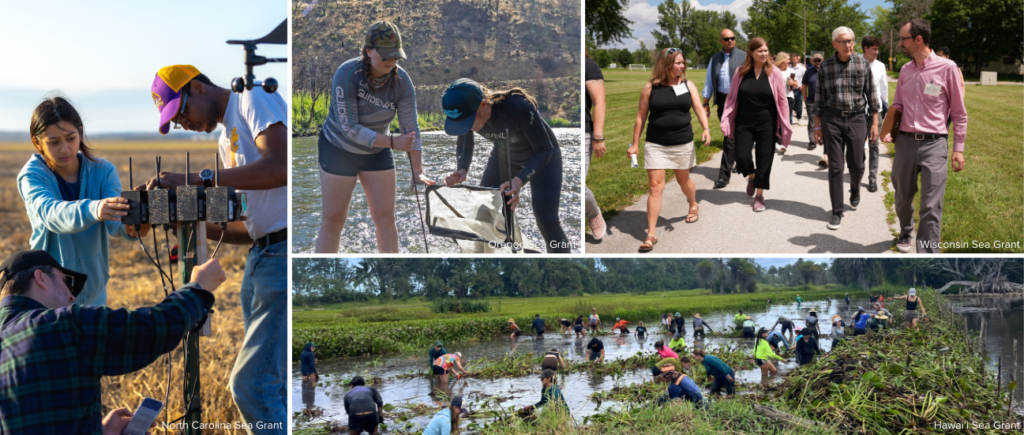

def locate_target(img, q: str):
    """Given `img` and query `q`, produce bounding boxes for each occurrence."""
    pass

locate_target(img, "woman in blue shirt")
[423,396,464,435]
[17,96,145,306]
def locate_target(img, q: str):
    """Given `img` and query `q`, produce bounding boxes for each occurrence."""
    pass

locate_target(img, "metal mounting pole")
[180,153,208,435]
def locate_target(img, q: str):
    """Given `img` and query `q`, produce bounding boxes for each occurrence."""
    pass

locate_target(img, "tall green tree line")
[292,258,1021,305]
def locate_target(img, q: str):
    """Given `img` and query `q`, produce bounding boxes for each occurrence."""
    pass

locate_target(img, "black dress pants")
[715,92,737,181]
[734,121,777,190]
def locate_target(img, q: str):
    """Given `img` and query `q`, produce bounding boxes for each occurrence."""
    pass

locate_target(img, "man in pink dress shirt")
[884,18,968,253]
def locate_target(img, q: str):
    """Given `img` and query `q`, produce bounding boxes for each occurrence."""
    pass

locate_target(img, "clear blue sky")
[0,0,288,134]
[608,0,889,51]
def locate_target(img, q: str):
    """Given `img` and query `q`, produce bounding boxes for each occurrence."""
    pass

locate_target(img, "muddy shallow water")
[293,297,875,430]
[294,294,1024,430]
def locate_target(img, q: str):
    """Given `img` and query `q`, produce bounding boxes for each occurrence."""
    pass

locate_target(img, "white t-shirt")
[782,67,796,98]
[791,63,806,89]
[869,59,889,110]
[218,90,288,240]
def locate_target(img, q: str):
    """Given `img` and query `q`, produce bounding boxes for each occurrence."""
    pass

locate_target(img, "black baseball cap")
[0,250,87,297]
[442,78,485,136]
[451,395,464,409]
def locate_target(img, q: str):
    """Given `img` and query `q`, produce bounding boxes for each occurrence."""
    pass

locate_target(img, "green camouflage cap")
[366,21,406,60]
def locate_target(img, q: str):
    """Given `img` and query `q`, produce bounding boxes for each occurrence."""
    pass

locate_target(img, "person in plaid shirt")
[812,26,880,230]
[0,250,223,434]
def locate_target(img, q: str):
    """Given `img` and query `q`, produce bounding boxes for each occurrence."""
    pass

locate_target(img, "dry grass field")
[0,141,251,434]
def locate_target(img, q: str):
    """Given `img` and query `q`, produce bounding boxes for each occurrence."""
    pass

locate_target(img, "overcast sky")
[606,0,888,51]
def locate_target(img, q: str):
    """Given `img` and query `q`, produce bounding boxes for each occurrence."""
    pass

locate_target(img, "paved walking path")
[586,120,896,253]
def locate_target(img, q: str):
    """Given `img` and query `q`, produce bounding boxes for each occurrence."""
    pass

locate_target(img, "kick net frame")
[424,185,540,253]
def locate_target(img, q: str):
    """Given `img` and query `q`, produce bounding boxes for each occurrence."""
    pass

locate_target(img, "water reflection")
[301,379,316,410]
[291,129,582,253]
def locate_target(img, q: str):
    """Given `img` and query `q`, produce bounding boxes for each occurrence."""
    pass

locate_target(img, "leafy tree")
[743,0,869,58]
[634,40,654,66]
[615,48,634,68]
[586,0,634,46]
[652,0,696,52]
[591,49,613,68]
[928,0,1024,72]
[690,10,741,65]
[696,260,714,289]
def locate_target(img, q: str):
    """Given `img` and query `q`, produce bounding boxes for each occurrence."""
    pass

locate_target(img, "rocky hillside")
[292,0,580,124]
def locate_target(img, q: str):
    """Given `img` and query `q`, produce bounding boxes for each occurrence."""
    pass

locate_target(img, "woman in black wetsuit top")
[440,78,569,253]
[628,48,712,252]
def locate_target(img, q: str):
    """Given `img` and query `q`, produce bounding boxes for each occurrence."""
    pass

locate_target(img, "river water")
[292,296,877,431]
[291,129,582,253]
[951,294,1024,415]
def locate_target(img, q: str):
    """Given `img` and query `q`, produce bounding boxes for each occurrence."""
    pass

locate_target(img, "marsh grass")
[293,285,889,359]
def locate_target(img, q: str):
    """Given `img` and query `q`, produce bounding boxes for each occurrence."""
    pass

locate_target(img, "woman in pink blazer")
[720,37,792,212]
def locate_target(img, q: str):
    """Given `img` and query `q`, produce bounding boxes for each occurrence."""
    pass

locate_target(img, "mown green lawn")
[587,69,723,221]
[881,84,1023,252]
[589,68,1023,252]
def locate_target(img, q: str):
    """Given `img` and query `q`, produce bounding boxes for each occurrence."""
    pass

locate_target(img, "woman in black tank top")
[627,48,712,252]
[894,288,926,331]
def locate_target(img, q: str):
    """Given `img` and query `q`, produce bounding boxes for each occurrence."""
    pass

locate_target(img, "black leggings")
[734,121,777,190]
[481,146,569,253]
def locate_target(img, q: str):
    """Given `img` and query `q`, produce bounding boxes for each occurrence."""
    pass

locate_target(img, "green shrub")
[431,298,492,314]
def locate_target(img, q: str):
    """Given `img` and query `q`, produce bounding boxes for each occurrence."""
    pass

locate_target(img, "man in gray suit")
[701,29,747,188]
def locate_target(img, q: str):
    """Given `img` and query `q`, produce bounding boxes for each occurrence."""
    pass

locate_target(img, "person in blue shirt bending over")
[652,358,706,408]
[423,396,466,435]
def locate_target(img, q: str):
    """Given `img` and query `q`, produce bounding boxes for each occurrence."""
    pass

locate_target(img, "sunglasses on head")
[667,48,681,53]
[722,37,736,41]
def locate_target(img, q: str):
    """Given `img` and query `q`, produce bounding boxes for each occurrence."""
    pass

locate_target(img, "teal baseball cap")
[442,78,484,136]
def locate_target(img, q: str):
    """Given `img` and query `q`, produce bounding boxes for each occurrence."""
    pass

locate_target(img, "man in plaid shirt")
[0,250,223,434]
[813,26,880,230]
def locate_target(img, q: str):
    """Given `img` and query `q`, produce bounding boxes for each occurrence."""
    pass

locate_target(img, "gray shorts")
[904,310,919,322]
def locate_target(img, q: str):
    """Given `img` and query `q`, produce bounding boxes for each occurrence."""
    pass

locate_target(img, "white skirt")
[644,141,696,170]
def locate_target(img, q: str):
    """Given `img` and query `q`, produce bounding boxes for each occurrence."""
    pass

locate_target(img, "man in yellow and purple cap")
[146,65,288,433]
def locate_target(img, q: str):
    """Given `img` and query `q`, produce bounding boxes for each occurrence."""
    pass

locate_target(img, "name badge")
[924,83,941,97]
[673,83,689,97]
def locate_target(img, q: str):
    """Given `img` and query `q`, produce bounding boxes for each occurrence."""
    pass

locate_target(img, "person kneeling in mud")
[541,348,566,372]
[669,332,687,353]
[612,317,631,333]
[572,315,587,338]
[519,369,569,420]
[586,337,606,363]
[432,352,468,385]
[559,318,572,334]
[652,359,706,408]
[693,349,735,398]
[753,327,785,385]
[742,316,756,339]
[423,396,466,435]
[692,313,713,339]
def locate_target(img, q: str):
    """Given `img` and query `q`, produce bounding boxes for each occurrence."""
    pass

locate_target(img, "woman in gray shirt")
[315,21,435,253]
